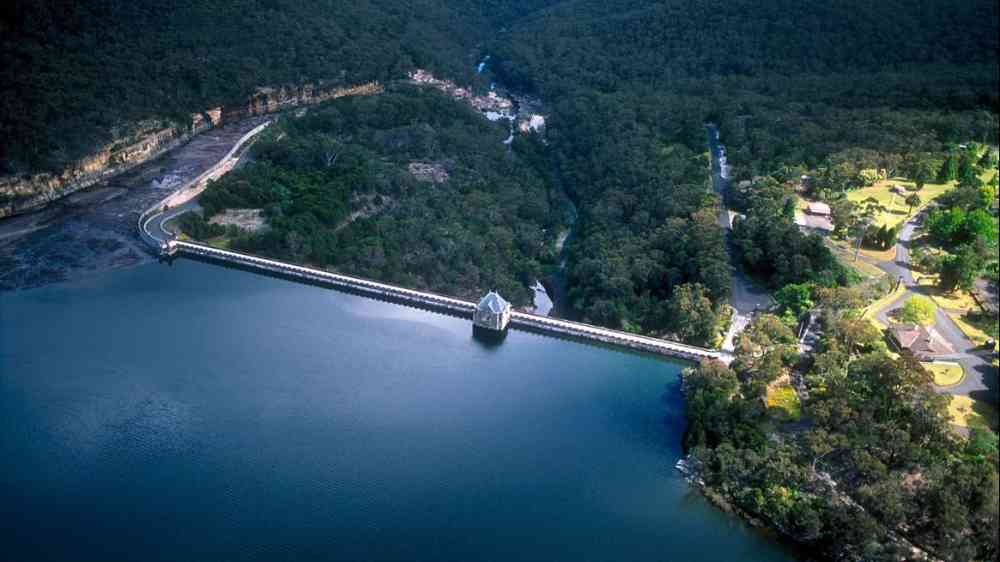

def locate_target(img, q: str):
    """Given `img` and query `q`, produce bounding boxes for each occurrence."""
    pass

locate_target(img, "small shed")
[805,202,831,217]
[474,291,512,331]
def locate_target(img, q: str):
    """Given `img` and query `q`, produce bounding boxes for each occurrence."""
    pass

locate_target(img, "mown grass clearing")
[897,294,937,325]
[767,385,801,422]
[847,177,955,228]
[922,361,964,387]
[824,239,887,279]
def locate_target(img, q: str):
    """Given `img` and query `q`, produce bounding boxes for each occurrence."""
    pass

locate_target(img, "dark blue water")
[1,260,798,561]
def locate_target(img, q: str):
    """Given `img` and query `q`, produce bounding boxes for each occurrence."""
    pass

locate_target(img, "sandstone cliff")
[0,81,382,219]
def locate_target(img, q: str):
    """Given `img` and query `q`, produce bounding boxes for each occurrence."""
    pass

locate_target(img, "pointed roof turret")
[477,291,510,314]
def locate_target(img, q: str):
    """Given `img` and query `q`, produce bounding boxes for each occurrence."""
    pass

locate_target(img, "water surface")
[0,260,797,561]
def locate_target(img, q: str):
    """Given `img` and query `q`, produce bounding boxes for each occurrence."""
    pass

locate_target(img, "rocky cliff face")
[0,121,187,219]
[0,81,382,219]
[226,81,382,123]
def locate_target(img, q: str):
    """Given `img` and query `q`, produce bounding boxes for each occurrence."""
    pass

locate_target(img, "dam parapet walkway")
[156,240,732,364]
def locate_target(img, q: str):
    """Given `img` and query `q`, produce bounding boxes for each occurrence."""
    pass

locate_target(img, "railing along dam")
[158,240,731,364]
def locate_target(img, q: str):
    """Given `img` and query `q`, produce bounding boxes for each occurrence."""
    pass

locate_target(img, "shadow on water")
[471,325,508,350]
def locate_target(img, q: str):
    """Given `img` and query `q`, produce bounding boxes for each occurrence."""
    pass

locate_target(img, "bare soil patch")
[209,208,268,232]
[408,161,449,184]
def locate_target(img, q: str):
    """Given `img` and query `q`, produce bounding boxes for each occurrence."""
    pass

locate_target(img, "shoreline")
[0,117,270,291]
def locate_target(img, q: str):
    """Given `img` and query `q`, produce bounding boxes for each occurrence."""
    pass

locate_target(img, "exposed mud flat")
[0,118,267,290]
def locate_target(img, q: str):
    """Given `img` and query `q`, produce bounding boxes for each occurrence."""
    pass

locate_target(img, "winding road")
[872,213,996,399]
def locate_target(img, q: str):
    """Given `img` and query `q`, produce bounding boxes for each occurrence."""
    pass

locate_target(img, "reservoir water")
[0,260,797,561]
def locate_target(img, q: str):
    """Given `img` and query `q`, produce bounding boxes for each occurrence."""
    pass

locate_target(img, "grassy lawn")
[922,361,965,387]
[948,395,999,430]
[858,244,896,262]
[204,235,232,249]
[847,177,956,228]
[828,237,897,263]
[918,287,997,348]
[767,385,802,422]
[931,289,979,312]
[824,238,887,279]
[951,313,998,349]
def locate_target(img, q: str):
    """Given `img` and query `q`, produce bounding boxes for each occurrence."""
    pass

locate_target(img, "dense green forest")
[483,7,999,559]
[185,86,559,305]
[484,0,997,328]
[490,0,997,93]
[6,0,997,334]
[0,0,554,174]
[684,304,998,561]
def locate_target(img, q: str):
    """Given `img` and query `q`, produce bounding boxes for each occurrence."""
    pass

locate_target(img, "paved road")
[876,219,917,285]
[148,200,201,241]
[872,214,996,399]
[706,124,772,314]
[143,133,262,244]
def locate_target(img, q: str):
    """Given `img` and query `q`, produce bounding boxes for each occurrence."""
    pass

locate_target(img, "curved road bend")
[144,129,264,243]
[874,214,995,398]
[149,200,202,240]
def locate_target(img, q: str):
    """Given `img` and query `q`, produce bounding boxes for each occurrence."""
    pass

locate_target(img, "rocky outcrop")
[0,121,188,219]
[225,81,382,123]
[0,81,383,219]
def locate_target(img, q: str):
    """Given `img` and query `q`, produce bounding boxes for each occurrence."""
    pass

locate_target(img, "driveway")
[872,214,996,401]
[877,220,917,285]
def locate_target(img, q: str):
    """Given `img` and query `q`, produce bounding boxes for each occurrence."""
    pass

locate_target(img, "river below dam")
[0,259,799,561]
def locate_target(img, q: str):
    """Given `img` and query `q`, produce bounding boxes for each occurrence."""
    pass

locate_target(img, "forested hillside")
[0,0,554,174]
[185,87,558,305]
[6,0,997,330]
[476,3,998,560]
[483,0,997,330]
[491,0,998,92]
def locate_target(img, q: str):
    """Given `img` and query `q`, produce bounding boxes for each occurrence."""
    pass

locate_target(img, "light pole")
[853,217,872,262]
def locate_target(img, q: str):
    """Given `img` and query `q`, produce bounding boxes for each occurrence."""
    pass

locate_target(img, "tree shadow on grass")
[968,360,999,430]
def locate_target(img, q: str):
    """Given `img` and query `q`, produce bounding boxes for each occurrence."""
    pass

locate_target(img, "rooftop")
[806,202,831,216]
[889,323,953,357]
[477,291,510,314]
